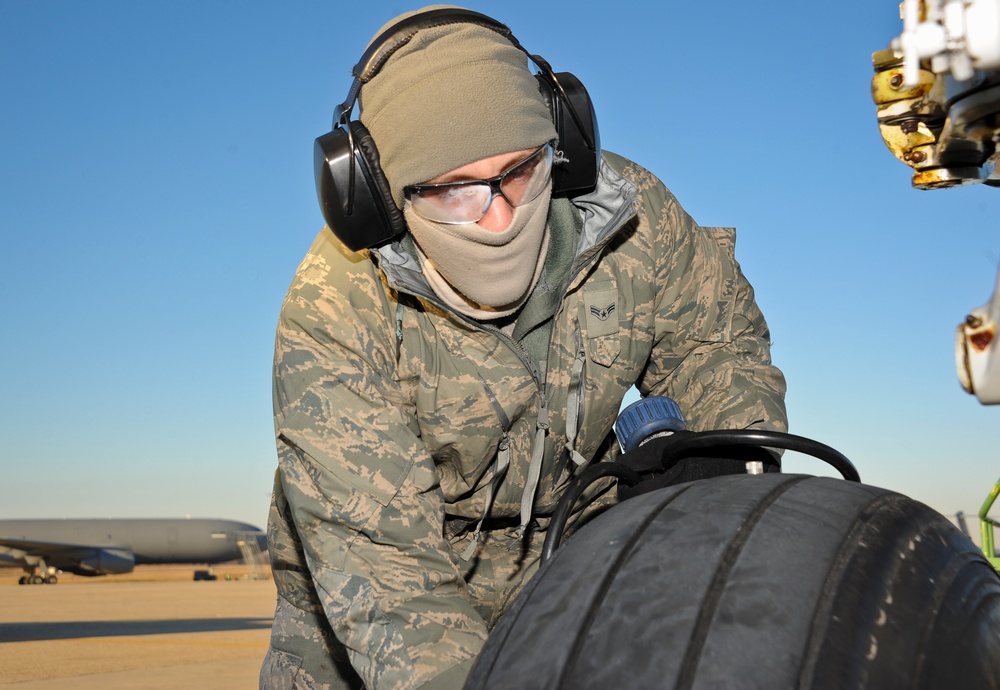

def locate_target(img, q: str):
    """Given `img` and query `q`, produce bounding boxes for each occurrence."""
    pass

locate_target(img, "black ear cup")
[314,121,407,251]
[315,8,601,251]
[536,71,601,197]
[351,126,404,233]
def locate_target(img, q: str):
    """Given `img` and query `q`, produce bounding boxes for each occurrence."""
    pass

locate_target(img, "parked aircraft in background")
[0,518,267,584]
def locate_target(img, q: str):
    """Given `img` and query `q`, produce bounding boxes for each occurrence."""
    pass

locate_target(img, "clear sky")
[2,0,998,533]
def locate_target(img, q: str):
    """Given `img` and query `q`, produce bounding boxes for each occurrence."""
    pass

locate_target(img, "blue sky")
[2,0,998,532]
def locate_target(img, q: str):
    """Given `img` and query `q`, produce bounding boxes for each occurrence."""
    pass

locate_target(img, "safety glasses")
[404,144,553,224]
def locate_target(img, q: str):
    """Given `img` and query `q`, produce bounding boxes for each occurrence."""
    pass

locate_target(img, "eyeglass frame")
[403,143,554,224]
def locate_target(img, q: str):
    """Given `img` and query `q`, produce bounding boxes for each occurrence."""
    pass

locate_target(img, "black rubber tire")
[464,474,1000,690]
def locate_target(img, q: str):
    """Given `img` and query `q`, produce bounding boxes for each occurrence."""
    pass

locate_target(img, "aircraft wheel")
[45,575,58,584]
[18,575,27,585]
[29,575,44,585]
[465,474,1000,689]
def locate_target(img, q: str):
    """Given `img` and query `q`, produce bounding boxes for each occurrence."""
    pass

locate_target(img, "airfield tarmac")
[0,565,276,689]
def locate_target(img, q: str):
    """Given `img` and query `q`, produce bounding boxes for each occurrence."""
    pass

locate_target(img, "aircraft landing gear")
[18,561,58,584]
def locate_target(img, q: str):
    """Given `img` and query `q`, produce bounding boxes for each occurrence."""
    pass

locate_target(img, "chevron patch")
[583,285,618,337]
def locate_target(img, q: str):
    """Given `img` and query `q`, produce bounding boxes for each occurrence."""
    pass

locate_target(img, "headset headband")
[337,9,520,125]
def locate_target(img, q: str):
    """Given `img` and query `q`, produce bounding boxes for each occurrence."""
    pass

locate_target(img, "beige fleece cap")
[359,6,558,209]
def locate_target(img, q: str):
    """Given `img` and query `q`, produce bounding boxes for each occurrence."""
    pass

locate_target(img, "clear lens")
[407,145,552,224]
[497,145,551,206]
[411,184,491,223]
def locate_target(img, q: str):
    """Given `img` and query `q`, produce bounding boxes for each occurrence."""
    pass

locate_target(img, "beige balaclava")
[405,185,552,318]
[359,6,558,316]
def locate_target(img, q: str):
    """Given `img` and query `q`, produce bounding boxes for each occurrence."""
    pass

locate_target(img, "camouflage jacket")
[266,152,787,689]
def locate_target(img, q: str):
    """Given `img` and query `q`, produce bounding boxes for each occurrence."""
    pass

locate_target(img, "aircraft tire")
[464,473,1000,690]
[28,575,43,585]
[45,575,58,584]
[18,576,27,585]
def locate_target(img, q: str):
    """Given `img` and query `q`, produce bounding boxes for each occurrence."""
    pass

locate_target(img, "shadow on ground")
[0,617,273,642]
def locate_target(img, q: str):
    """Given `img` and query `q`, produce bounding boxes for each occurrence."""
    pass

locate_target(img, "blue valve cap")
[615,396,686,452]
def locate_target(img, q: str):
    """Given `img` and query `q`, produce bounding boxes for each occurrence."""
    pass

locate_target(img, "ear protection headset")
[314,7,601,251]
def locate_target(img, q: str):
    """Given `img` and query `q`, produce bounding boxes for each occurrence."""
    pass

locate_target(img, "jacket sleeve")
[633,174,788,435]
[272,233,488,689]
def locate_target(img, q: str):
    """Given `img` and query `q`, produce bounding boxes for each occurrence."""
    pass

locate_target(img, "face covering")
[404,183,552,319]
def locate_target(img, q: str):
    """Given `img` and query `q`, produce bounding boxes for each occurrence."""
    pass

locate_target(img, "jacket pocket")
[582,280,620,367]
[259,648,303,690]
[272,565,324,615]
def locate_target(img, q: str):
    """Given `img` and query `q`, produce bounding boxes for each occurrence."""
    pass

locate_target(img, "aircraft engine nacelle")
[71,548,136,576]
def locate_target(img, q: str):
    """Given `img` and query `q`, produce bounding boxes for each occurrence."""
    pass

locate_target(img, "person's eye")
[510,155,542,180]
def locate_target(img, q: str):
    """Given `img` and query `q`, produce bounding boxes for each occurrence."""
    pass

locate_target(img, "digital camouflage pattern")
[261,152,787,689]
